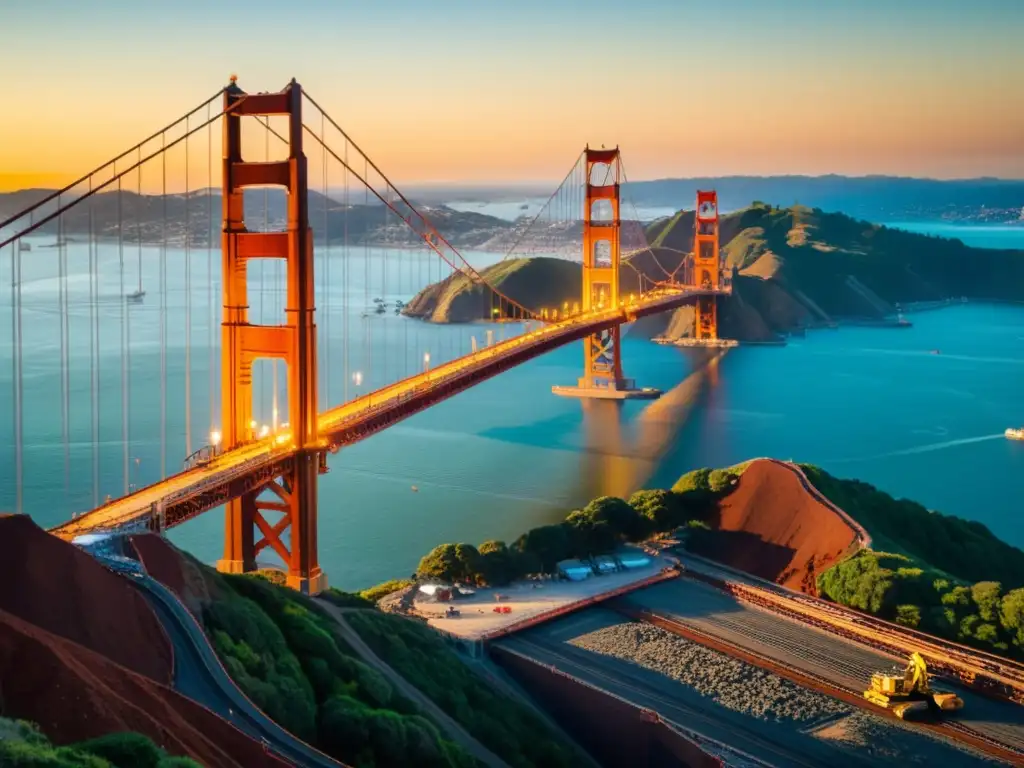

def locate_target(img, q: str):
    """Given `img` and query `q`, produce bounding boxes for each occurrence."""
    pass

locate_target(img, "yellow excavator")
[863,652,964,720]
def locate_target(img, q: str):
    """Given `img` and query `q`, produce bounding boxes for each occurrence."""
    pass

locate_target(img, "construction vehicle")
[863,652,964,720]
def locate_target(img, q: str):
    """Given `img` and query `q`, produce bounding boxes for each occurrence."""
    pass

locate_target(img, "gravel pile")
[569,622,1001,766]
[570,622,849,722]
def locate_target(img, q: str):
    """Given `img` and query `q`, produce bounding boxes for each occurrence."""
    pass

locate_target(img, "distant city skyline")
[1,0,1022,192]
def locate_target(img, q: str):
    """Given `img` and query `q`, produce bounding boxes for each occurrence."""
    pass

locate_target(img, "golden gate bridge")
[0,78,729,594]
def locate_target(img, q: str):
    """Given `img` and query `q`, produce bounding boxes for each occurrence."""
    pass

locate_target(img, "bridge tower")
[216,78,327,595]
[693,190,720,340]
[553,147,659,401]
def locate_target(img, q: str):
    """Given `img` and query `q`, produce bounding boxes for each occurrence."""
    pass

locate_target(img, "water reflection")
[575,349,729,503]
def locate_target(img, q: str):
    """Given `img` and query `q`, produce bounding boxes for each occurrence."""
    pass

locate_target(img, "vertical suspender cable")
[89,180,99,507]
[342,138,349,403]
[207,104,215,437]
[58,194,70,497]
[381,184,387,385]
[160,134,167,478]
[184,116,192,456]
[10,240,22,514]
[364,157,370,388]
[118,177,128,495]
[323,112,331,410]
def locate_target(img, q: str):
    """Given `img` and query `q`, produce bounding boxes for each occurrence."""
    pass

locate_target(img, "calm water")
[1,223,1021,589]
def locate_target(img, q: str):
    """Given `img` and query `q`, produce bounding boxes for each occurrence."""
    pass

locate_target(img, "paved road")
[314,601,509,768]
[125,571,345,768]
[624,575,1024,755]
[497,609,867,768]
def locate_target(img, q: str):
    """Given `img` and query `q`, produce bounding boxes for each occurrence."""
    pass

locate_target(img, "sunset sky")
[1,0,1021,191]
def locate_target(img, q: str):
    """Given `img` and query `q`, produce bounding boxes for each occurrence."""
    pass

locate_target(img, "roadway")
[496,608,874,768]
[98,554,345,768]
[620,570,1024,757]
[51,286,721,539]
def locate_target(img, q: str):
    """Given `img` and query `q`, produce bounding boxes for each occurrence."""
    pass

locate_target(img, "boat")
[126,247,145,302]
[1006,428,1024,441]
[930,349,940,355]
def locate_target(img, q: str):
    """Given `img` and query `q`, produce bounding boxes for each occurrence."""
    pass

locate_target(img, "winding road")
[101,557,346,768]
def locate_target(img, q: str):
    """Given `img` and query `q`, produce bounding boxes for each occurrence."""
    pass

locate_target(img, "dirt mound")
[0,605,286,768]
[130,533,222,614]
[0,514,171,682]
[696,460,862,593]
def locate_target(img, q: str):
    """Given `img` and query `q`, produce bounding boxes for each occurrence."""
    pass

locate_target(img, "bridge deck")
[51,288,725,539]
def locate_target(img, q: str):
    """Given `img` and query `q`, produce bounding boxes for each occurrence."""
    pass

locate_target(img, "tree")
[513,524,573,572]
[476,541,517,586]
[578,496,645,541]
[628,489,686,532]
[895,604,921,629]
[564,509,618,557]
[999,588,1024,648]
[971,581,1003,623]
[417,544,462,582]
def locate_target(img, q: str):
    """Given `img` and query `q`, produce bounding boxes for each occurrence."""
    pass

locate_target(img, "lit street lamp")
[423,352,431,373]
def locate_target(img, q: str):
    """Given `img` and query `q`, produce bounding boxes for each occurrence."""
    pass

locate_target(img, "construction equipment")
[863,652,965,720]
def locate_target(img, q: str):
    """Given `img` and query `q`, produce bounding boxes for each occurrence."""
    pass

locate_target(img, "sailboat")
[126,247,145,302]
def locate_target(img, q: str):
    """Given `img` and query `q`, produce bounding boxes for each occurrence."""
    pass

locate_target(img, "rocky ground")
[569,621,1001,766]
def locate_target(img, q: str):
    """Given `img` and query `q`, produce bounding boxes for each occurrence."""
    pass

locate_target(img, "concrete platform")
[414,549,680,641]
[654,338,739,349]
[551,384,661,400]
[552,375,661,400]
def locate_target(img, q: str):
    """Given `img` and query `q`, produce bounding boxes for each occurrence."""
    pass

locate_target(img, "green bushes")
[346,611,582,768]
[817,550,1024,658]
[413,465,745,587]
[803,464,1024,661]
[359,580,415,604]
[0,720,200,768]
[799,464,1024,587]
[202,572,475,767]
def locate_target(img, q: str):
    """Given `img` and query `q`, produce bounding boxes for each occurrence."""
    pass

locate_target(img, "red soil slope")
[0,606,287,768]
[131,533,218,614]
[0,514,171,682]
[698,459,863,593]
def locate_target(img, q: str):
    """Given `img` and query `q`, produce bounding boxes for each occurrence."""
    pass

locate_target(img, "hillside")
[623,175,1024,224]
[131,533,586,768]
[0,515,287,768]
[405,203,1024,339]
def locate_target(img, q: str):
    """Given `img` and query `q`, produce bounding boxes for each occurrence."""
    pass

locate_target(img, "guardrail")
[678,561,1024,706]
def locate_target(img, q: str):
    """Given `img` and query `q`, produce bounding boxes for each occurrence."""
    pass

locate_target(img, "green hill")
[405,203,1024,338]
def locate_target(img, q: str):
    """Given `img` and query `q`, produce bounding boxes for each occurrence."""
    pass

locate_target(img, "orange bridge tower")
[216,78,327,595]
[553,147,659,401]
[693,190,720,341]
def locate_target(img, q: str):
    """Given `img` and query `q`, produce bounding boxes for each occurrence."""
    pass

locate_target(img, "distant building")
[557,559,593,582]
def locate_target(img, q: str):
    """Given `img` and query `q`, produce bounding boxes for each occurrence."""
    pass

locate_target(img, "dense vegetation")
[412,465,744,586]
[803,465,1024,659]
[0,719,199,768]
[201,572,478,767]
[346,611,583,768]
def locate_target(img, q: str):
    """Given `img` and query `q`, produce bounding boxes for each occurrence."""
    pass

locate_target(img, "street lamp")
[129,457,141,493]
[423,352,431,373]
[210,429,222,455]
[352,370,363,387]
